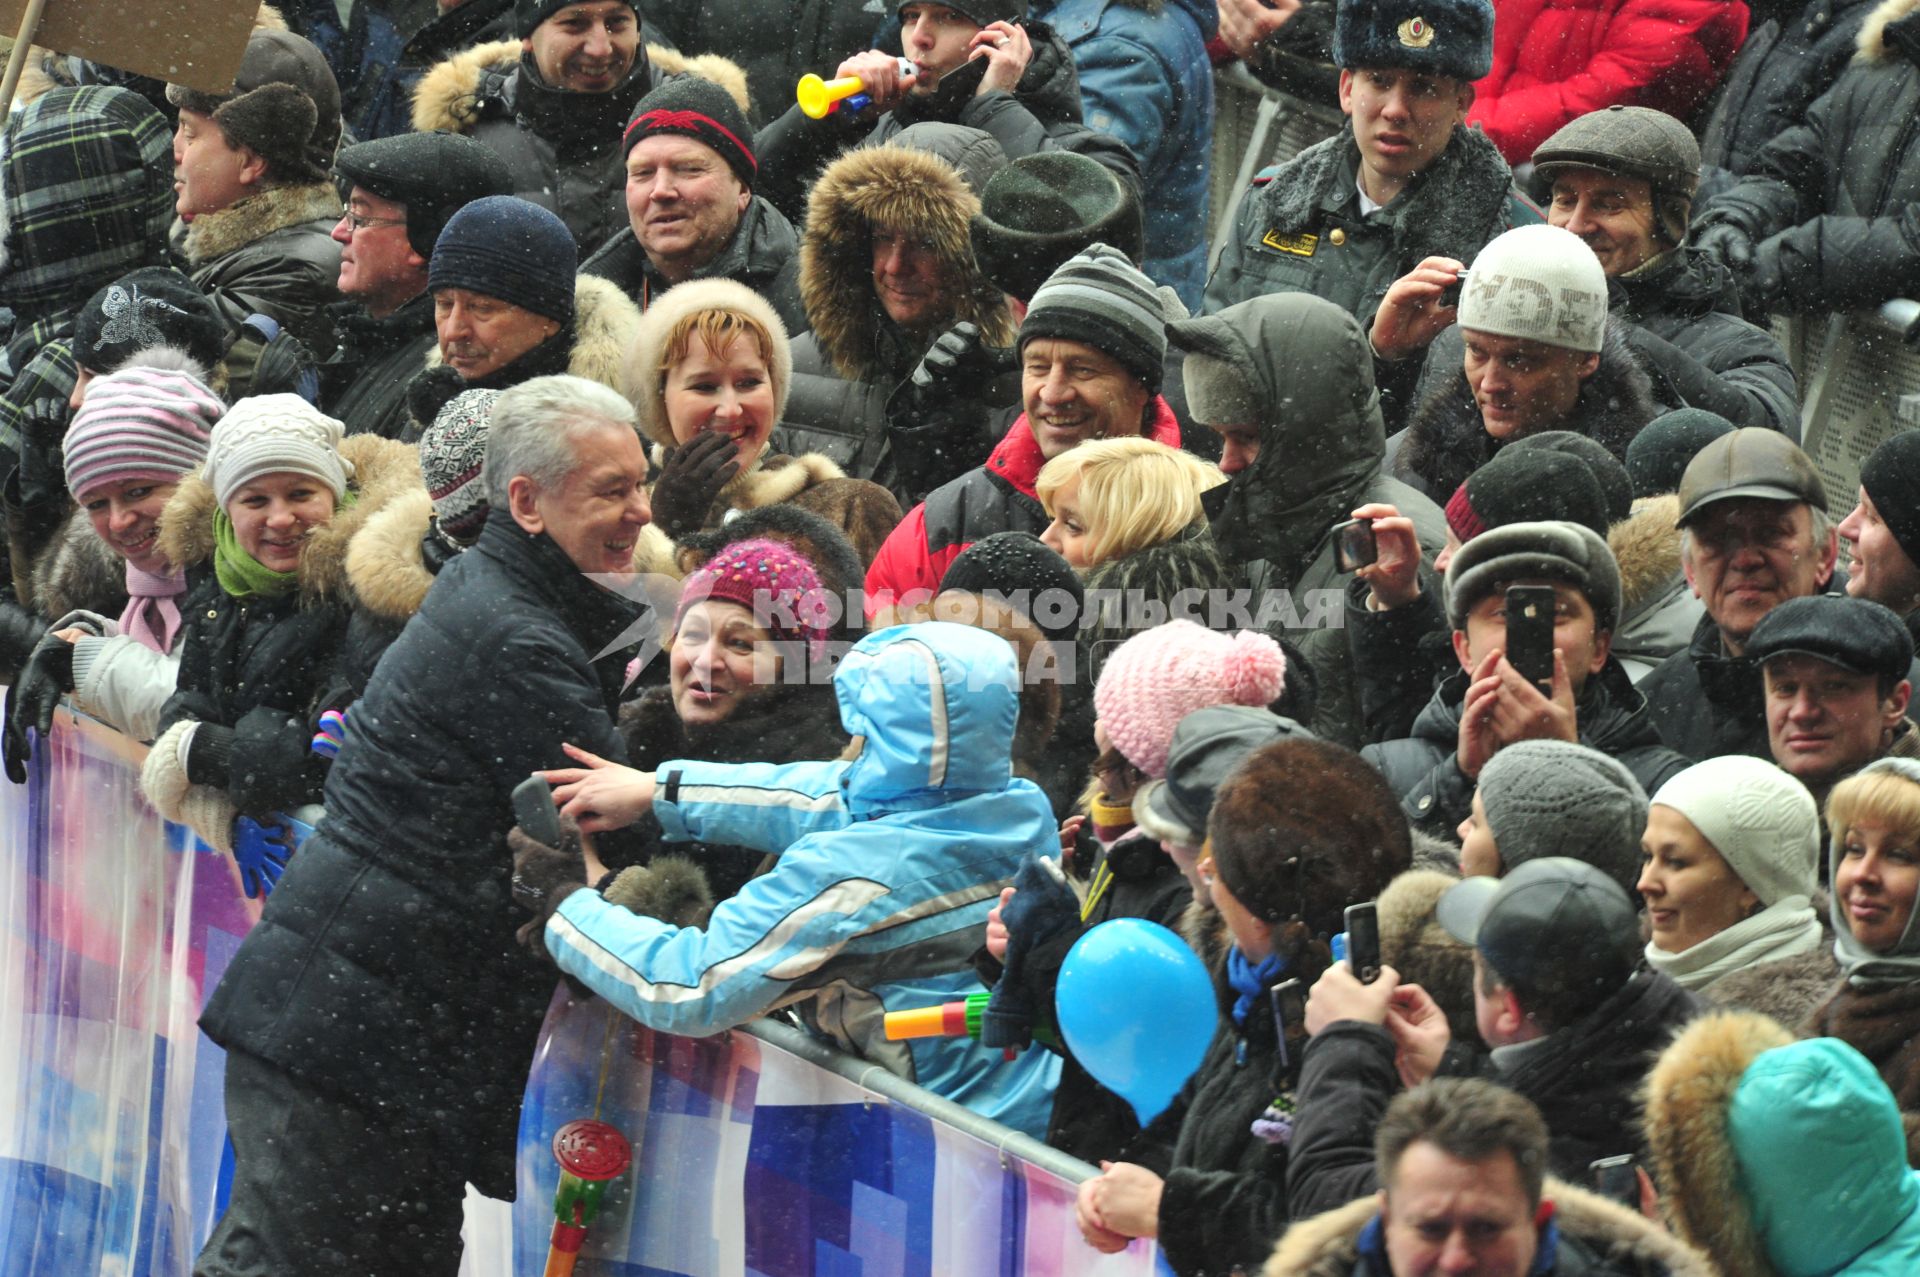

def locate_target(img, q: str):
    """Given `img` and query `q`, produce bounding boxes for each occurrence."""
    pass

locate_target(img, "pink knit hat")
[63,365,223,501]
[1093,620,1288,778]
[675,537,833,663]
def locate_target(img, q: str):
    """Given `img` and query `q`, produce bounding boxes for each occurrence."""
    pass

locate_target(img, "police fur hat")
[167,29,342,185]
[1333,0,1495,81]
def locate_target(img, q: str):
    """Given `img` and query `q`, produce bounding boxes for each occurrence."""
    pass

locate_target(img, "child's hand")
[985,885,1016,960]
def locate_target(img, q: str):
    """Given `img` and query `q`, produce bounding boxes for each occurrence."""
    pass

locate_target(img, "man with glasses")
[317,132,513,439]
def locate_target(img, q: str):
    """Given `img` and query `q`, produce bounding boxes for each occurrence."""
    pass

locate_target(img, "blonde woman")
[1036,436,1223,572]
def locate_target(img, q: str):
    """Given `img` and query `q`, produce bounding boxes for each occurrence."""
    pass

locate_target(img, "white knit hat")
[1458,224,1609,354]
[1650,756,1818,906]
[202,394,354,507]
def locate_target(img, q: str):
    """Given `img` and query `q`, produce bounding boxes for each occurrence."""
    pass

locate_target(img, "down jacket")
[182,181,345,360]
[1693,0,1920,313]
[410,40,751,256]
[197,509,652,1200]
[543,623,1063,1138]
[633,0,893,126]
[1467,0,1748,163]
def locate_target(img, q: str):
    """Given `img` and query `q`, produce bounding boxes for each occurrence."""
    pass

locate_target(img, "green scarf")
[213,489,357,601]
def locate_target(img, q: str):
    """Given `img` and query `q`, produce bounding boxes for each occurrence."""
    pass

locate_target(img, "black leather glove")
[886,322,1015,496]
[1695,222,1756,273]
[509,818,590,954]
[3,633,72,783]
[648,431,741,539]
[0,600,50,680]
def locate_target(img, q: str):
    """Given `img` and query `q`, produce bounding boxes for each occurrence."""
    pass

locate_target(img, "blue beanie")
[429,195,577,325]
[1333,0,1495,81]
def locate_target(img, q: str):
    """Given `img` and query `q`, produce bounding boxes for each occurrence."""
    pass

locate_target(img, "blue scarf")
[1227,947,1287,1027]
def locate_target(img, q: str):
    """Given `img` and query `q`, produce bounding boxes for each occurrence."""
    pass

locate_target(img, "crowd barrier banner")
[3,707,1155,1276]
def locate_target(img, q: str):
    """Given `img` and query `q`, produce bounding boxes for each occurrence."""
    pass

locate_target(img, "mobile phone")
[511,774,563,847]
[1503,584,1557,697]
[1332,518,1378,573]
[1438,269,1469,309]
[1270,977,1306,1069]
[1343,902,1381,984]
[1590,1154,1639,1210]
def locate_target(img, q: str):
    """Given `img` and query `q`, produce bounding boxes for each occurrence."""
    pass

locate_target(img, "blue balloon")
[1055,919,1216,1125]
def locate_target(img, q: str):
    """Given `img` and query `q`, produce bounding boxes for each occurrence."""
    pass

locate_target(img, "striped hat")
[63,365,224,501]
[1018,243,1167,391]
[202,395,353,508]
[419,388,497,544]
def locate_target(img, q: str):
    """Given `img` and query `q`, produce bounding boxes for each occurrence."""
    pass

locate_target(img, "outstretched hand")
[544,743,656,833]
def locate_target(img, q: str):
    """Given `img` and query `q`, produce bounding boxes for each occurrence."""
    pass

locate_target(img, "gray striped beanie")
[64,366,223,500]
[1018,243,1166,392]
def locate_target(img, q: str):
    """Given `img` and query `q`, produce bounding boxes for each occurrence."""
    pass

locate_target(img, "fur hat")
[1445,518,1623,634]
[624,277,792,451]
[1333,0,1495,81]
[1477,740,1649,895]
[167,30,342,185]
[1092,620,1288,778]
[970,151,1143,302]
[334,131,515,261]
[1208,737,1412,930]
[1458,225,1609,354]
[1650,756,1818,907]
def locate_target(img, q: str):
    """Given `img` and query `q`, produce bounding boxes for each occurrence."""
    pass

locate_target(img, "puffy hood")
[1859,0,1920,63]
[835,622,1020,805]
[799,142,1015,382]
[1646,1011,1920,1277]
[1171,291,1383,580]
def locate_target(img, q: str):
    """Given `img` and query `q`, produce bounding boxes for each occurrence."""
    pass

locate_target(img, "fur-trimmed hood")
[410,39,749,134]
[1859,0,1920,63]
[181,181,342,265]
[1396,324,1661,502]
[343,487,437,622]
[799,142,1014,382]
[156,432,422,605]
[1610,492,1685,618]
[1644,1010,1920,1277]
[29,506,130,619]
[1265,1179,1718,1277]
[1378,867,1481,1048]
[626,277,794,450]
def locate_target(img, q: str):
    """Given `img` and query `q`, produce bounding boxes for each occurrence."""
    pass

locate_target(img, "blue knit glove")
[980,853,1082,1050]
[230,814,296,899]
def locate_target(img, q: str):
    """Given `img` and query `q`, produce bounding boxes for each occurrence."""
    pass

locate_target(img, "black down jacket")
[317,293,440,441]
[196,510,650,1200]
[1694,0,1920,313]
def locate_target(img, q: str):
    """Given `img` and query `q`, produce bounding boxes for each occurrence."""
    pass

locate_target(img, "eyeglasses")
[342,208,407,233]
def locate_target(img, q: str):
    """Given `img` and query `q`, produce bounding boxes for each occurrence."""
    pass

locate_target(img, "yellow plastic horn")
[797,73,865,119]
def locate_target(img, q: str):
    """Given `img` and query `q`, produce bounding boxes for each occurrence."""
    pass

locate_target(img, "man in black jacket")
[1530,106,1801,440]
[1284,858,1701,1218]
[191,374,653,1277]
[1638,428,1837,760]
[318,132,512,439]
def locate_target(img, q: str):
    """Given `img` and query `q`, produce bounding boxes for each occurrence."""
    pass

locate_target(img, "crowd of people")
[3,0,1920,1271]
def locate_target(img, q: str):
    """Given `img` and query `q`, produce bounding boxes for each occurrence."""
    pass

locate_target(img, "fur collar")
[799,144,1014,382]
[30,506,128,619]
[1609,493,1685,617]
[344,487,435,621]
[1859,0,1920,61]
[410,39,749,134]
[1397,325,1659,501]
[156,433,423,605]
[1258,125,1521,268]
[1265,1179,1717,1277]
[182,182,342,265]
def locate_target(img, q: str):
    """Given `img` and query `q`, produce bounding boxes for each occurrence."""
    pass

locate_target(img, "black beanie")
[1860,431,1920,568]
[1626,408,1736,499]
[430,196,578,324]
[1452,448,1609,540]
[892,0,1027,22]
[516,0,637,37]
[335,131,515,261]
[72,268,226,376]
[971,151,1142,302]
[622,77,757,190]
[1510,430,1634,525]
[940,532,1083,645]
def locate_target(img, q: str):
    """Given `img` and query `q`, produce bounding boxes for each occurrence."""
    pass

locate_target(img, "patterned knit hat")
[202,395,353,507]
[72,268,227,376]
[1092,620,1288,779]
[1019,243,1168,392]
[418,388,498,545]
[622,78,757,190]
[1476,740,1648,894]
[939,531,1084,645]
[674,537,833,664]
[1459,225,1608,354]
[430,196,578,324]
[64,366,224,500]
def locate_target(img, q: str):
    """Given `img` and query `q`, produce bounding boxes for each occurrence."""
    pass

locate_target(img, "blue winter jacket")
[1034,0,1216,308]
[546,622,1062,1135]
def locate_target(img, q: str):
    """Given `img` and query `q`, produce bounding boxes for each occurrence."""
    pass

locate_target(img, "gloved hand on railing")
[3,633,75,783]
[231,813,297,899]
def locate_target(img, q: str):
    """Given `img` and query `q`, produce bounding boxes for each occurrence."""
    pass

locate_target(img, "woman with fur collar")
[140,397,420,864]
[165,30,346,361]
[625,278,903,574]
[1645,1012,1920,1276]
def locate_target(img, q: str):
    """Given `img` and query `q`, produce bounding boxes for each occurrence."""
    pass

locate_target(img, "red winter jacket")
[1468,0,1749,162]
[863,400,1182,616]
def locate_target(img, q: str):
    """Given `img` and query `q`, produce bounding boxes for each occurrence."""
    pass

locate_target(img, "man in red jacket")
[864,243,1180,613]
